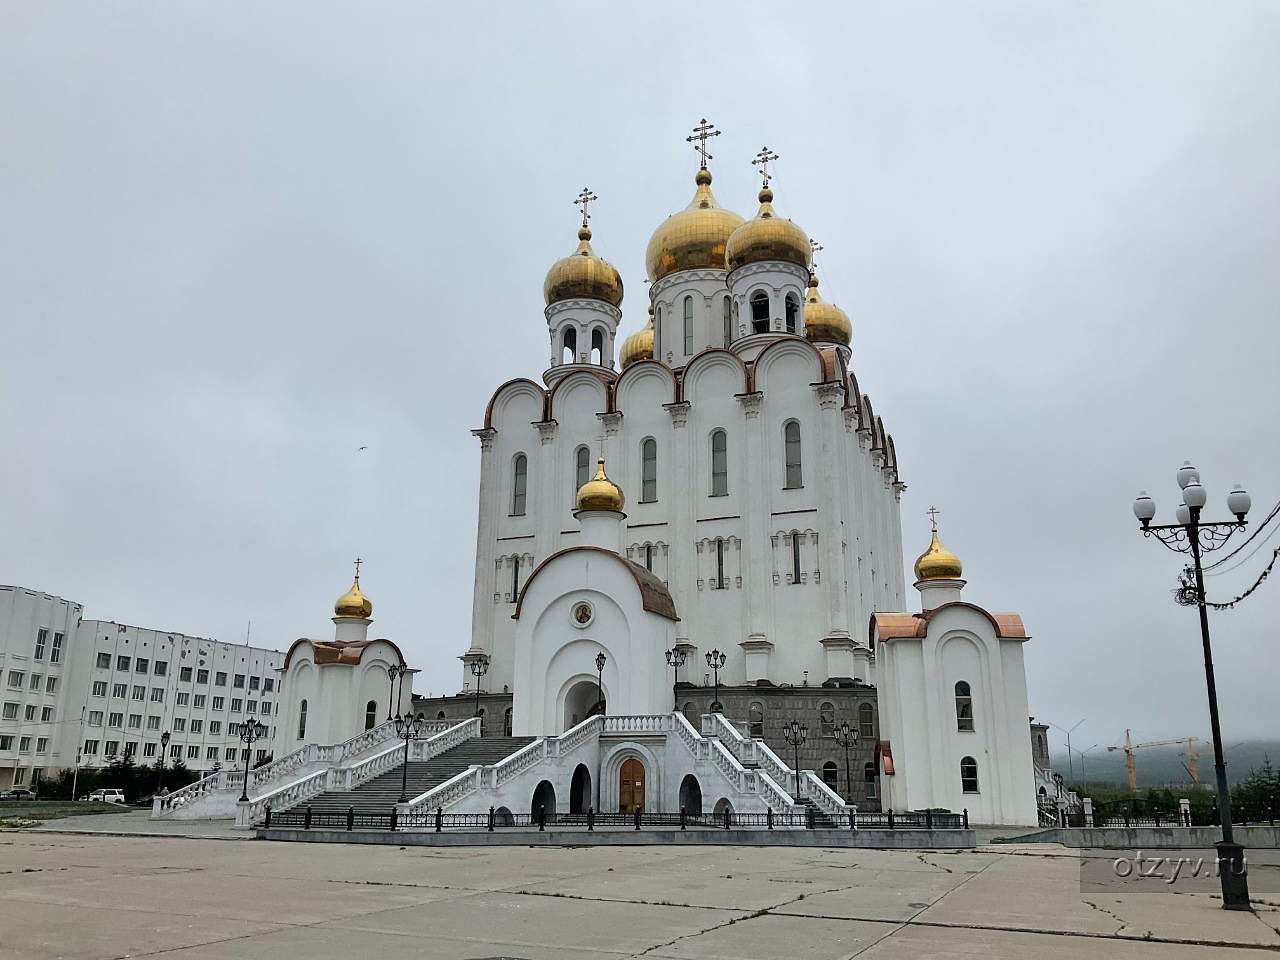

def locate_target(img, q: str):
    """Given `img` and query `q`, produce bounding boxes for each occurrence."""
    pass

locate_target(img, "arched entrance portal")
[531,780,556,820]
[570,764,592,814]
[679,774,703,816]
[619,758,646,813]
[564,679,604,732]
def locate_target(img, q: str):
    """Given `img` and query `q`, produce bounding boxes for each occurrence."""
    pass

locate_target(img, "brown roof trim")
[282,636,407,671]
[869,603,1029,645]
[512,545,679,622]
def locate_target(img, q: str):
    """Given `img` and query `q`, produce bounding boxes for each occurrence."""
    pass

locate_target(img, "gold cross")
[810,239,824,256]
[752,146,779,187]
[574,187,597,228]
[353,556,363,581]
[686,118,721,168]
[926,506,940,532]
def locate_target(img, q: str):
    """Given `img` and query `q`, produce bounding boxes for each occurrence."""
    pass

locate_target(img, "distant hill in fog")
[1052,740,1278,788]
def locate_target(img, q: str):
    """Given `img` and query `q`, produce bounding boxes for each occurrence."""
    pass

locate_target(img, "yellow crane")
[1106,730,1200,790]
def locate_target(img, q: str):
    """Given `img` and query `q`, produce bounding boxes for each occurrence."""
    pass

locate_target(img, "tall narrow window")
[683,296,694,355]
[641,438,657,502]
[822,761,839,789]
[644,544,654,571]
[864,761,877,798]
[723,297,733,347]
[710,429,728,496]
[504,707,513,736]
[511,556,520,602]
[297,700,308,740]
[858,702,875,738]
[364,700,377,731]
[960,756,980,793]
[785,293,799,333]
[783,420,802,488]
[511,454,527,516]
[590,327,604,365]
[714,538,726,589]
[562,327,577,365]
[51,633,62,664]
[33,629,47,661]
[791,534,802,585]
[749,702,764,737]
[955,681,974,731]
[654,305,663,359]
[750,291,769,333]
[575,445,590,495]
[819,702,835,737]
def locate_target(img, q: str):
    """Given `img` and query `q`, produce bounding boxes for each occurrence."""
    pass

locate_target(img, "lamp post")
[594,653,606,715]
[386,664,405,721]
[783,719,807,799]
[235,716,269,803]
[1133,462,1252,911]
[156,730,170,795]
[834,721,859,802]
[1045,718,1086,782]
[393,711,425,803]
[1075,743,1100,785]
[469,657,489,728]
[705,649,727,713]
[664,648,686,712]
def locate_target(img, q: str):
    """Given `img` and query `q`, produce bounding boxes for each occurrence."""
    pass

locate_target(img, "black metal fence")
[1039,796,1280,829]
[261,804,968,833]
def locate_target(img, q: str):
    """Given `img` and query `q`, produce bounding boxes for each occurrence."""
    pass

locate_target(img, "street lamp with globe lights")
[386,664,406,720]
[664,648,686,712]
[156,730,171,794]
[469,657,490,726]
[833,721,859,802]
[393,711,426,803]
[705,649,727,713]
[1133,461,1252,910]
[235,716,269,803]
[595,653,607,715]
[783,719,807,799]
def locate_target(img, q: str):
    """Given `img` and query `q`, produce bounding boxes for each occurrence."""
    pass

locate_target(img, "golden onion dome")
[575,455,625,512]
[645,167,745,282]
[334,577,373,619]
[725,186,811,273]
[803,274,852,346]
[914,529,963,581]
[620,304,656,369]
[544,225,624,308]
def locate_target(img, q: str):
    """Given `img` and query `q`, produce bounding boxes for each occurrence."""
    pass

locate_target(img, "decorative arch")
[548,368,612,422]
[613,360,678,412]
[483,378,547,430]
[680,348,750,402]
[679,774,703,816]
[601,742,663,814]
[751,337,826,394]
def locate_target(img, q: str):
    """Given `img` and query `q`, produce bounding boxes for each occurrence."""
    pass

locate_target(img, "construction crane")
[1106,730,1200,790]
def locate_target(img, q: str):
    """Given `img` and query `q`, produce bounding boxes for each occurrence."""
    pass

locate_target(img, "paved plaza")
[1,821,1278,959]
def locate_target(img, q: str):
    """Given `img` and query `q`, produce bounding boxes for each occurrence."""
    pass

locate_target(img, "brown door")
[619,758,645,813]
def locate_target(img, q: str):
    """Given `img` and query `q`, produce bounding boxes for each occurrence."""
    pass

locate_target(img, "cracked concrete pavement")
[1,830,1278,959]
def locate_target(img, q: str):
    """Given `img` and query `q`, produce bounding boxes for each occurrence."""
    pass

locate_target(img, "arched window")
[682,295,694,355]
[682,702,699,727]
[864,761,877,798]
[819,702,835,737]
[712,538,727,590]
[750,291,769,333]
[785,293,799,333]
[364,699,377,731]
[504,707,513,736]
[644,543,654,571]
[783,421,802,489]
[723,297,733,347]
[955,681,974,731]
[749,702,764,737]
[436,710,446,720]
[960,756,980,793]
[710,429,728,496]
[510,555,520,602]
[590,327,604,365]
[858,702,875,738]
[641,438,657,502]
[511,454,527,516]
[791,532,802,585]
[562,327,577,365]
[297,699,307,740]
[575,445,590,495]
[822,761,839,789]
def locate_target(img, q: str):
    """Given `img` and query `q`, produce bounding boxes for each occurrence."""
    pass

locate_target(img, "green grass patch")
[0,801,134,826]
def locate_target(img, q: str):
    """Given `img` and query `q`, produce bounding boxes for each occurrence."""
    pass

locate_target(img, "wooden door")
[619,758,645,813]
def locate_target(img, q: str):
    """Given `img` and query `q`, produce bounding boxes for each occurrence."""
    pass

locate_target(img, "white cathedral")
[187,130,1039,828]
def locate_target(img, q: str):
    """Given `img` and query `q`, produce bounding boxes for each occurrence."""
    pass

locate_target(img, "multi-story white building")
[0,584,284,790]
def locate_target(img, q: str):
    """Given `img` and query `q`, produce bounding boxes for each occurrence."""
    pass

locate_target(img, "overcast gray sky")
[3,2,1278,755]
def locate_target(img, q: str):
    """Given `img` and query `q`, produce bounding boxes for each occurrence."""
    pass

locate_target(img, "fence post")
[926,808,933,831]
[587,806,594,832]
[634,808,641,831]
[963,808,969,830]
[680,806,686,831]
[806,806,815,830]
[887,808,895,830]
[347,806,354,831]
[488,806,495,832]
[849,810,855,832]
[1179,798,1191,827]
[435,806,443,833]
[723,806,731,830]
[390,806,398,832]
[1083,797,1094,828]
[304,805,312,831]
[1270,794,1276,827]
[264,804,272,829]
[538,805,546,831]
[767,806,773,831]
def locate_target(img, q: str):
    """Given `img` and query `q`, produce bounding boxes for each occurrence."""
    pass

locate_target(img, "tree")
[1232,758,1279,823]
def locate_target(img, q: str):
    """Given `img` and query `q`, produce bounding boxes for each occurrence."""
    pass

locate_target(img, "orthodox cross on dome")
[352,556,364,582]
[926,506,940,532]
[574,187,598,228]
[752,146,780,187]
[810,239,824,256]
[686,118,721,168]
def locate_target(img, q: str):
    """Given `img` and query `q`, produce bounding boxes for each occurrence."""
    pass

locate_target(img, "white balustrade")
[801,770,850,818]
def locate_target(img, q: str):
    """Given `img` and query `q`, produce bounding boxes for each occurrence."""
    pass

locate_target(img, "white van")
[84,788,126,804]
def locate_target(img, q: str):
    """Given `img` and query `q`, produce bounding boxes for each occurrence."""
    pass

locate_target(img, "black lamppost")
[1133,462,1252,911]
[386,664,406,720]
[783,719,807,799]
[664,648,686,712]
[470,657,489,727]
[705,649,727,713]
[235,716,269,803]
[834,721,859,802]
[393,711,426,803]
[156,730,170,794]
[594,653,606,715]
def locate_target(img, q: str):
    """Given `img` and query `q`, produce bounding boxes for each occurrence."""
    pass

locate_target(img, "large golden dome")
[645,168,745,282]
[544,225,624,307]
[803,274,851,346]
[725,186,811,273]
[620,305,655,369]
[334,577,373,619]
[914,529,963,581]
[576,455,625,512]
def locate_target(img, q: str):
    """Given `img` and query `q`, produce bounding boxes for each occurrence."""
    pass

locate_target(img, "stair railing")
[800,769,851,819]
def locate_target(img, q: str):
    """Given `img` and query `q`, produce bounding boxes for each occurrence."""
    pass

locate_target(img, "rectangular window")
[128,714,142,729]
[169,744,182,759]
[143,742,157,758]
[2,703,18,720]
[135,658,148,675]
[249,676,260,691]
[124,742,137,757]
[150,688,164,703]
[117,656,130,672]
[225,747,237,761]
[187,745,199,759]
[19,736,32,752]
[30,673,42,690]
[0,736,13,750]
[215,672,227,687]
[23,704,35,721]
[193,694,205,708]
[190,719,202,734]
[197,669,209,684]
[109,712,123,728]
[233,674,245,689]
[153,661,167,677]
[263,678,274,693]
[92,681,108,697]
[231,699,243,713]
[210,721,222,735]
[206,746,218,760]
[40,706,53,722]
[246,699,257,713]
[212,697,224,711]
[104,741,118,757]
[36,737,48,753]
[173,718,186,732]
[683,296,694,355]
[88,711,103,726]
[261,702,272,715]
[255,749,268,764]
[34,628,48,661]
[8,671,24,689]
[715,539,726,590]
[96,652,111,669]
[51,633,63,664]
[112,683,127,699]
[132,685,145,701]
[180,667,192,682]
[83,739,99,755]
[44,677,56,694]
[145,716,160,730]
[176,692,189,706]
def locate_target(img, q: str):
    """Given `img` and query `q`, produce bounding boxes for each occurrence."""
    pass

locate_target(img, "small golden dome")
[645,167,745,282]
[914,529,963,581]
[725,186,811,273]
[620,304,656,369]
[803,274,851,346]
[335,577,373,619]
[575,455,625,512]
[544,224,624,307]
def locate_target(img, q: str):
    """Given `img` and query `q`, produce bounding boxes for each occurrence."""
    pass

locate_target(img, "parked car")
[1,788,38,801]
[81,788,126,804]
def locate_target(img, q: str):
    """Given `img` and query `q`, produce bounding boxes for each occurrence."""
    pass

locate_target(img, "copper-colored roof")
[512,545,679,622]
[282,637,407,671]
[870,603,1029,644]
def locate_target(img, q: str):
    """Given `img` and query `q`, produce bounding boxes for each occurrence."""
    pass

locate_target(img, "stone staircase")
[301,737,534,813]
[795,796,840,829]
